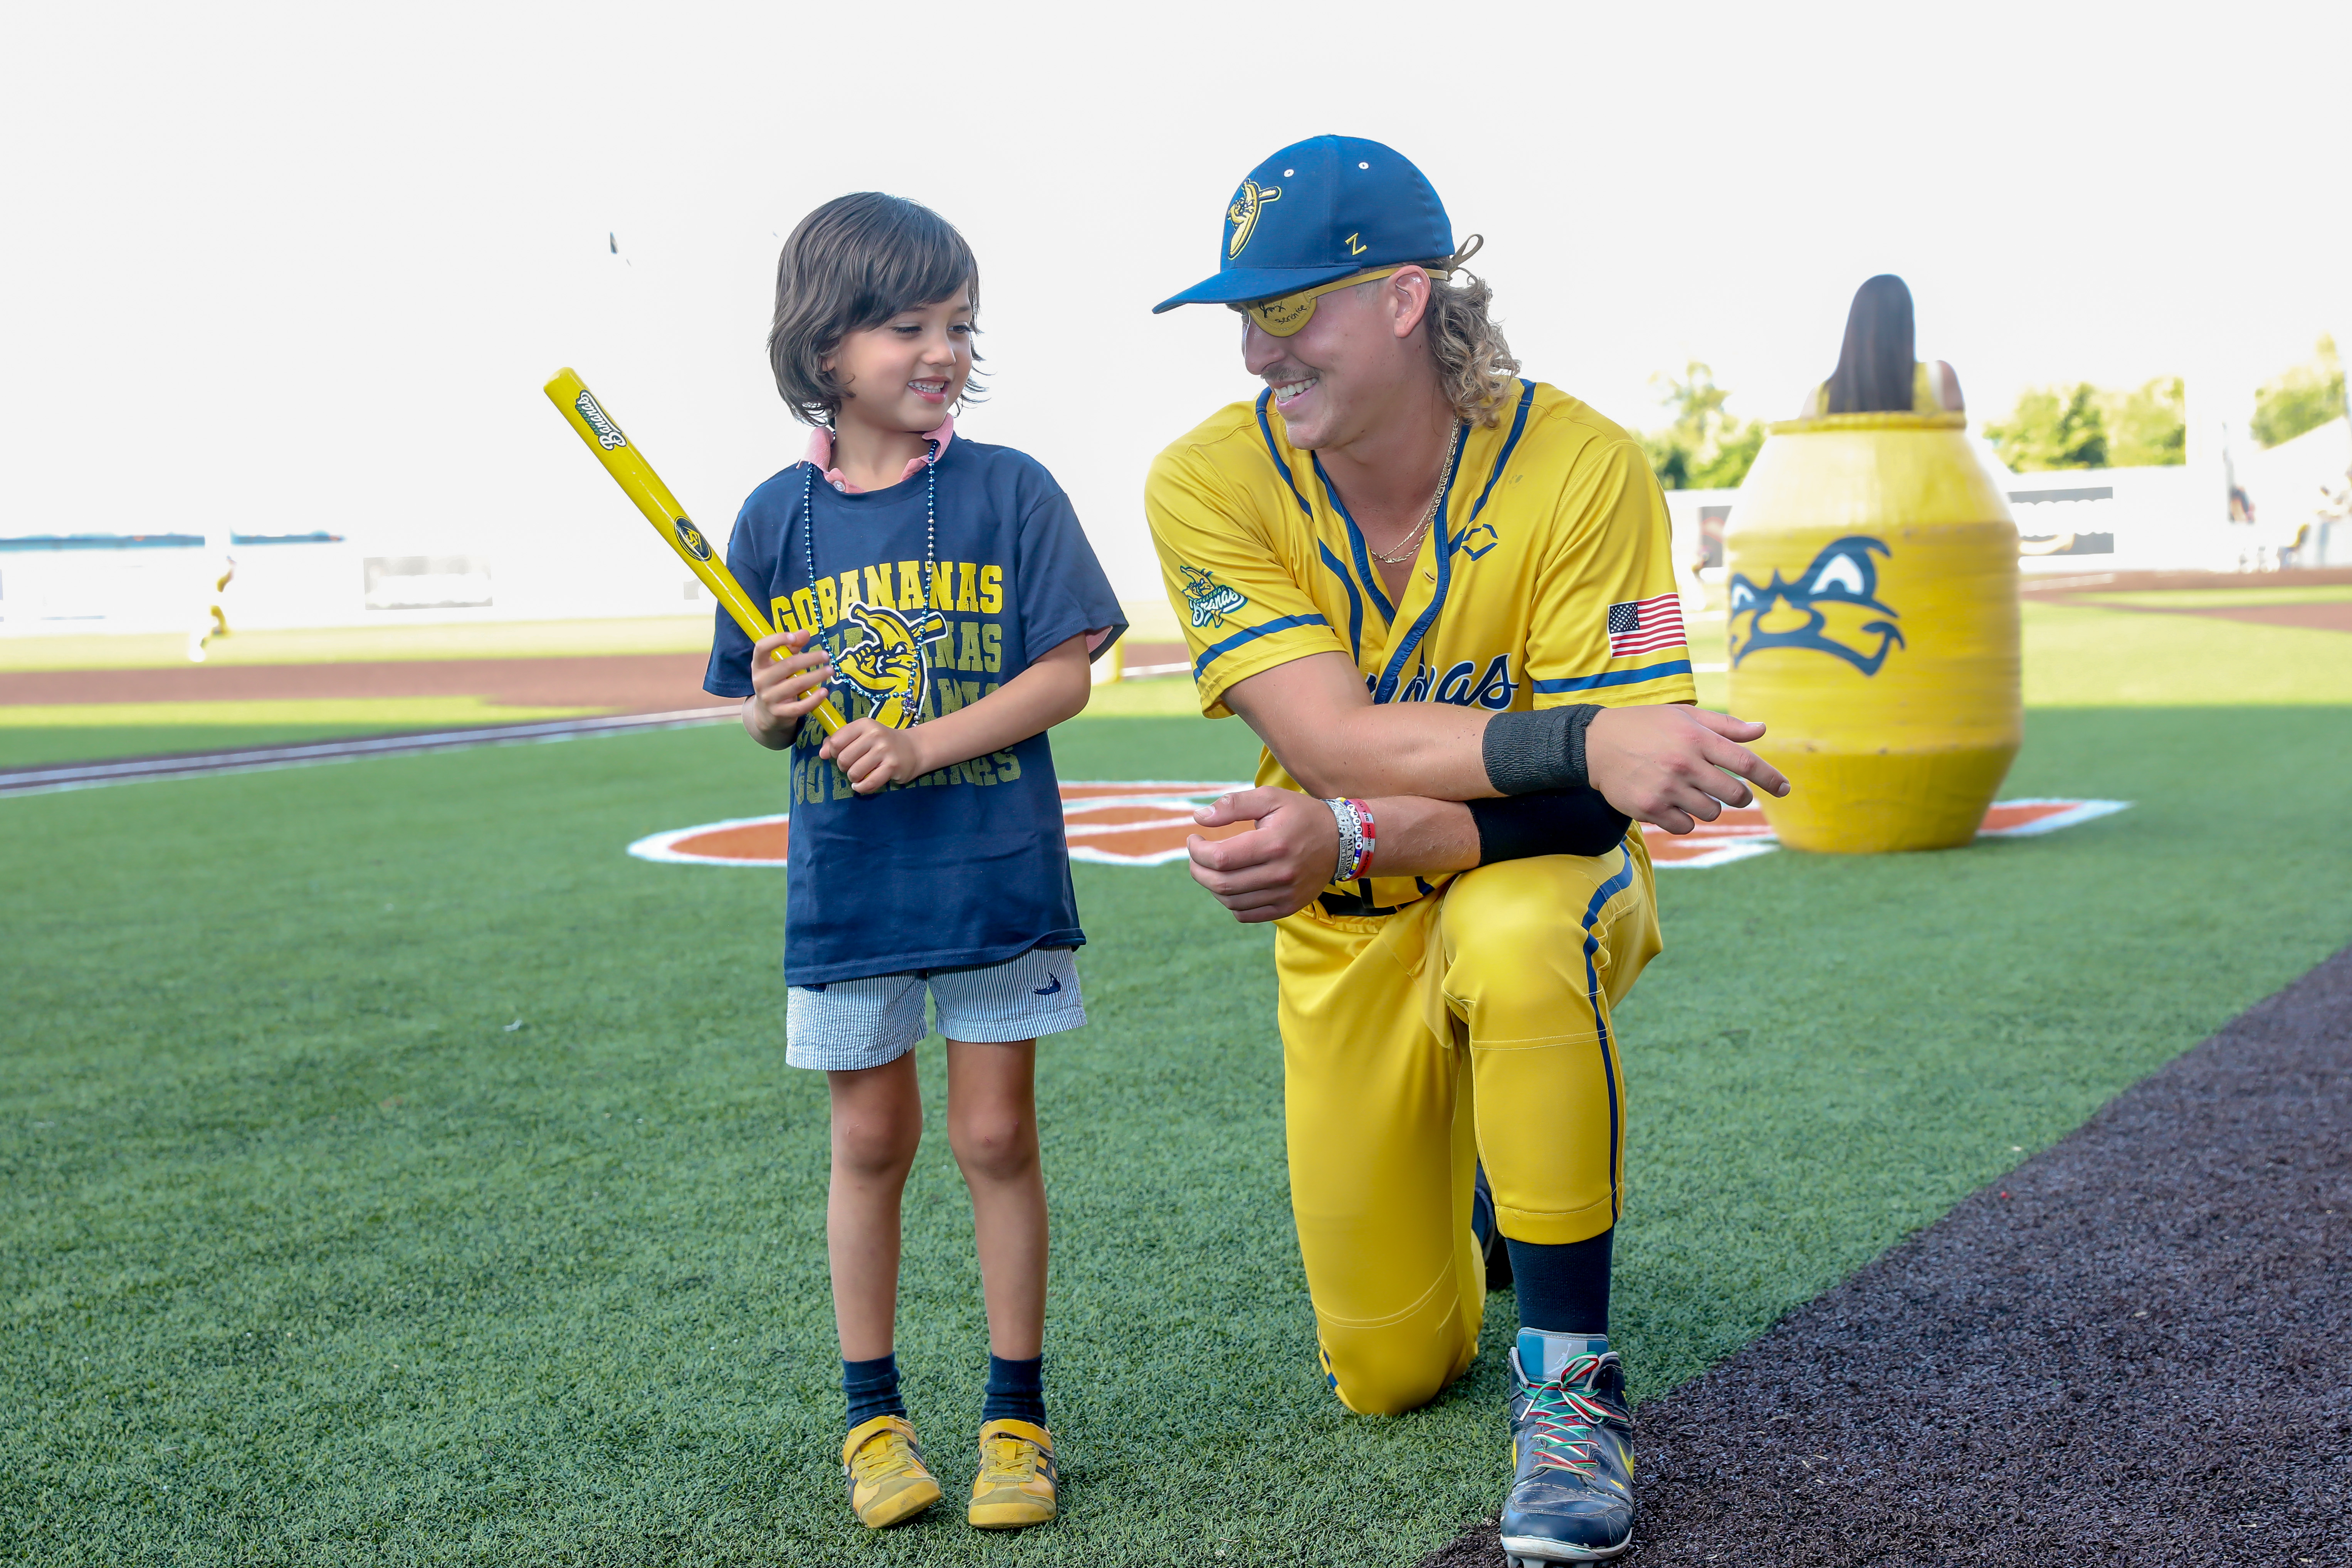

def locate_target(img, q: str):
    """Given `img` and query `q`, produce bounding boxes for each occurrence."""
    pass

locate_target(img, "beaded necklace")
[800,432,942,723]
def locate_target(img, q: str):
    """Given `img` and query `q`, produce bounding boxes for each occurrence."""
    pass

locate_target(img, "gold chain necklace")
[1366,436,1460,565]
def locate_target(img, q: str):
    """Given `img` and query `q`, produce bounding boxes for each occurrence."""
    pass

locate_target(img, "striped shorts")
[785,946,1086,1071]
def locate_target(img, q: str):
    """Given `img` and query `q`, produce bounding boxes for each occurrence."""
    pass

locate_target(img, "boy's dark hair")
[767,193,984,426]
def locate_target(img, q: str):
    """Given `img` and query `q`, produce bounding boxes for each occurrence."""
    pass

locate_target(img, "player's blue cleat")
[1499,1339,1635,1563]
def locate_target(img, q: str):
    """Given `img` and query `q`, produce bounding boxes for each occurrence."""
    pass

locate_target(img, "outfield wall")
[11,423,2344,639]
[0,532,710,639]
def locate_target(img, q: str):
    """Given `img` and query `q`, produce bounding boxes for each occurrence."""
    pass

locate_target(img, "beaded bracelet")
[1324,797,1377,884]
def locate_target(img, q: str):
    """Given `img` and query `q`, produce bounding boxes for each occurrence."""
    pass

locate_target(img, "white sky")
[5,1,2347,603]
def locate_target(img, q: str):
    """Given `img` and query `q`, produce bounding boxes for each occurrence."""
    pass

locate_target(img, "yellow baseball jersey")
[1145,378,1694,908]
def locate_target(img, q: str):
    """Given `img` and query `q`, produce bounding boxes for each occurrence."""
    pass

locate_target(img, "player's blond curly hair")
[1418,239,1521,427]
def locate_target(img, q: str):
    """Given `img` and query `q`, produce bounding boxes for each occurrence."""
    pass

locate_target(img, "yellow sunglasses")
[1234,264,1453,337]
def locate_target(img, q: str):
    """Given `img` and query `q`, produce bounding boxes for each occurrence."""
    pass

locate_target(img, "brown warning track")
[2034,598,2352,634]
[2017,566,2352,595]
[2016,567,2352,634]
[2181,600,2352,632]
[0,709,740,797]
[1425,946,2351,1567]
[0,652,731,712]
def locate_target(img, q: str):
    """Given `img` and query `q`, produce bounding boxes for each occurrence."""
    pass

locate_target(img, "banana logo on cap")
[1226,180,1281,259]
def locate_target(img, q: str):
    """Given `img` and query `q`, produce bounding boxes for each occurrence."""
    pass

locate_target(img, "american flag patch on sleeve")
[1606,593,1687,658]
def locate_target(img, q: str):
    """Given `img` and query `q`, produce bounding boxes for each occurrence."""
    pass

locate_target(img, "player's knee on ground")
[1319,1326,1468,1417]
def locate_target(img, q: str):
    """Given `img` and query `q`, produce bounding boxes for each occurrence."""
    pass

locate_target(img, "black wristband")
[1482,704,1603,795]
[1467,788,1631,864]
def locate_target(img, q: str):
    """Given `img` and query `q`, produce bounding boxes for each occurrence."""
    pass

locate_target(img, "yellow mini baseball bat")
[543,368,844,734]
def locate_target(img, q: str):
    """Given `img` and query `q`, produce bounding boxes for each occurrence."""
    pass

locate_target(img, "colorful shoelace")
[1523,1353,1614,1481]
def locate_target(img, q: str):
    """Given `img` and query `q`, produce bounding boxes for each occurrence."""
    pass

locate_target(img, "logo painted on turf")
[1727,535,1905,676]
[574,390,627,450]
[1178,564,1248,629]
[672,519,711,561]
[1226,180,1281,259]
[832,603,949,729]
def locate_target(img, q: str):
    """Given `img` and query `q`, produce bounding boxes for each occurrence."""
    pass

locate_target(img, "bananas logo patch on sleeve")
[1728,535,1905,675]
[1178,564,1249,629]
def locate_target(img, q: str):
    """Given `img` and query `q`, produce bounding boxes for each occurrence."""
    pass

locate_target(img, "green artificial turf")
[2077,583,2352,609]
[7,677,2352,1564]
[2021,600,2352,706]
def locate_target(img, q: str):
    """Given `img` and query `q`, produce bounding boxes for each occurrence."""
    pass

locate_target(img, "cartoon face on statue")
[1727,535,1906,676]
[831,603,949,729]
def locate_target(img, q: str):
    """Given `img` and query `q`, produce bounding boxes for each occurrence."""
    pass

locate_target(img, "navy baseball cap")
[1152,135,1456,313]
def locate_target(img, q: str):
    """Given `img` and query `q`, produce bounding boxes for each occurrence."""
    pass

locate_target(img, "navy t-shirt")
[704,437,1126,984]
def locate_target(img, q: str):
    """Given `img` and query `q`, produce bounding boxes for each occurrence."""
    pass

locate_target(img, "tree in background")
[1986,384,2109,471]
[1985,378,2187,471]
[1641,361,1766,490]
[2251,335,2344,449]
[2104,376,2187,467]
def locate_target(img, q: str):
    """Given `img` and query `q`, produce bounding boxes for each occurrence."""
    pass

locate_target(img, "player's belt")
[1318,885,1414,919]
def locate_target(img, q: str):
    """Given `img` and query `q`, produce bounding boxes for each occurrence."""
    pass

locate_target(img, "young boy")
[702,192,1124,1532]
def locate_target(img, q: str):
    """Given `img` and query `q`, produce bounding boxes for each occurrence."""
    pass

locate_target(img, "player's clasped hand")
[819,719,931,795]
[1584,706,1793,836]
[746,628,834,745]
[1186,787,1338,924]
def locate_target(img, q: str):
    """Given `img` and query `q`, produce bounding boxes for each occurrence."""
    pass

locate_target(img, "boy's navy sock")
[979,1352,1047,1427]
[842,1353,907,1431]
[1505,1225,1613,1338]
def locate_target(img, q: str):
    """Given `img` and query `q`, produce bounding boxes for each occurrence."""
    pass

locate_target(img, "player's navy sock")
[842,1353,907,1430]
[979,1352,1047,1426]
[1507,1224,1613,1344]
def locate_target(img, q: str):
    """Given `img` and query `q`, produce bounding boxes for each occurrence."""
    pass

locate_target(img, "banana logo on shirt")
[833,603,949,729]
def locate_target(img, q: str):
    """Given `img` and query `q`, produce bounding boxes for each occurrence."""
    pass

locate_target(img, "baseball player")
[1144,136,1787,1563]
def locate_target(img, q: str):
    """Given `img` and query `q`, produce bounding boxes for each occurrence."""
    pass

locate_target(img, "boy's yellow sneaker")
[966,1418,1058,1529]
[842,1414,942,1529]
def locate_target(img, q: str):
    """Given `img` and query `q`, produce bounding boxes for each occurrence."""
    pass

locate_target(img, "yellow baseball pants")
[1272,839,1662,1416]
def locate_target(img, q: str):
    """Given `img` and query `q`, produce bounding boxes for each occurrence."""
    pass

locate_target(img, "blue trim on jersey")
[1254,390,1315,519]
[1372,422,1470,704]
[1317,540,1366,664]
[1532,659,1695,694]
[1257,379,1536,708]
[1194,613,1332,682]
[1309,454,1398,626]
[1456,380,1537,538]
[1580,848,1637,1219]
